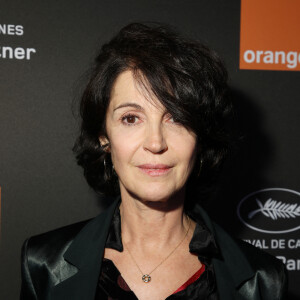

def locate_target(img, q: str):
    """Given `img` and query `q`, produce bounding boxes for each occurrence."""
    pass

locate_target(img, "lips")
[137,164,172,176]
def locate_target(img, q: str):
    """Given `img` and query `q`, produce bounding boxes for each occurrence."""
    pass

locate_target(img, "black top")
[95,205,220,299]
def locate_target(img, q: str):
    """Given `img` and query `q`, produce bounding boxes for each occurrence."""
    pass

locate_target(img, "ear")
[99,136,110,152]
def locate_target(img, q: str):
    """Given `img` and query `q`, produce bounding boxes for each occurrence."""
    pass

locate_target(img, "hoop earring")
[103,156,111,181]
[197,159,203,177]
[103,157,108,177]
[103,156,116,179]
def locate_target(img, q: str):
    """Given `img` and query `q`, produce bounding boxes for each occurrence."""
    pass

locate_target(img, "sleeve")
[20,238,38,300]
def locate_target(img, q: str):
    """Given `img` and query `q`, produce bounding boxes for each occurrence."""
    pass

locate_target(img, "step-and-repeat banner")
[0,0,299,299]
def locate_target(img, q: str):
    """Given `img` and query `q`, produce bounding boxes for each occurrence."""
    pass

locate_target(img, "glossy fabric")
[20,196,288,300]
[95,204,219,299]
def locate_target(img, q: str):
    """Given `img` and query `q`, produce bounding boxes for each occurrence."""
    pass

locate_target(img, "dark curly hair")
[73,22,234,198]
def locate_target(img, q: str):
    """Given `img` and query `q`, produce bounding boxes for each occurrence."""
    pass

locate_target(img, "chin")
[127,182,182,204]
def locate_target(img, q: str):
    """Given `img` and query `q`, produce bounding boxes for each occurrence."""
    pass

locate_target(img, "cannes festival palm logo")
[248,198,300,220]
[237,188,300,234]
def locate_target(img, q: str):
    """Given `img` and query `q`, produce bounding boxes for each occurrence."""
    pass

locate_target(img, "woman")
[20,23,287,300]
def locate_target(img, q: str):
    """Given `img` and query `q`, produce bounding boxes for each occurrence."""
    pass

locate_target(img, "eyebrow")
[113,102,144,112]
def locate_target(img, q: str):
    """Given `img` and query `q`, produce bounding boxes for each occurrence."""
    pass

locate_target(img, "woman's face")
[100,70,197,202]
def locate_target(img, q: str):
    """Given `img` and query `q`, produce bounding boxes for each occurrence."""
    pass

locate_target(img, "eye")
[121,114,140,126]
[166,113,179,124]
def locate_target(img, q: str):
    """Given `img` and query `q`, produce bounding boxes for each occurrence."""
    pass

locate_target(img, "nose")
[143,123,168,154]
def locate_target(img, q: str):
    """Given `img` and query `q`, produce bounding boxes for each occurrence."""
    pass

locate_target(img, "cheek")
[182,144,197,173]
[109,130,141,168]
[169,131,197,165]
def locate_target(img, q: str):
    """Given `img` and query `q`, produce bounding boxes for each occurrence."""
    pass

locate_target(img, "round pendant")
[142,274,151,283]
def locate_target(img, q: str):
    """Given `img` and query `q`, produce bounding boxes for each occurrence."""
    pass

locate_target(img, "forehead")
[109,70,165,112]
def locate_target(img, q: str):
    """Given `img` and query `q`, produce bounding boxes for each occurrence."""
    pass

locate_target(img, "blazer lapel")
[50,197,120,300]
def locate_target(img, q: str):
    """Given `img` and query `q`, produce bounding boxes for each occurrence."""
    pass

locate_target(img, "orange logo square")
[240,0,300,71]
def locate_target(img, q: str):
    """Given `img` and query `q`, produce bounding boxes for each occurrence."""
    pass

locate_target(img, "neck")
[119,189,190,252]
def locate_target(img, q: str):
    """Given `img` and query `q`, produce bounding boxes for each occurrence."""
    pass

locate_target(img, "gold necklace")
[124,216,191,283]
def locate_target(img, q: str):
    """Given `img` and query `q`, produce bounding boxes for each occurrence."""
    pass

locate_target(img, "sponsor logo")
[0,24,36,60]
[237,188,300,234]
[240,0,300,71]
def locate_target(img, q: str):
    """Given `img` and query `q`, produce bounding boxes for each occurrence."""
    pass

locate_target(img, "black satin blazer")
[20,197,287,300]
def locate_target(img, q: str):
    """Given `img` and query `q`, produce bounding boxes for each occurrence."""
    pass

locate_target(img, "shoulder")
[20,219,91,299]
[23,197,120,261]
[236,237,287,283]
[22,198,120,270]
[21,198,120,299]
[238,239,288,299]
[214,220,286,274]
[21,219,91,281]
[236,238,285,272]
[212,222,288,299]
[23,218,90,261]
